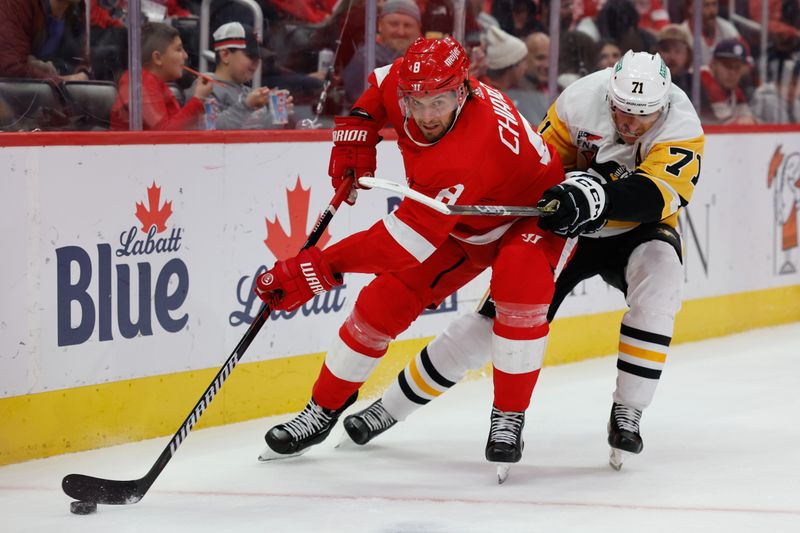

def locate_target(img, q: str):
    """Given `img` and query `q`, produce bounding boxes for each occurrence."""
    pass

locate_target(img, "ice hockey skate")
[607,402,643,470]
[341,398,398,446]
[258,392,358,461]
[485,407,525,484]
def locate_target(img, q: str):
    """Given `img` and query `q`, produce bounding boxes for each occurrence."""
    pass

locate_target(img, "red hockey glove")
[255,247,343,311]
[328,115,380,205]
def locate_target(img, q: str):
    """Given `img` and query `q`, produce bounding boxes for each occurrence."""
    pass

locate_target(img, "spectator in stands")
[522,32,550,91]
[0,0,90,80]
[699,38,756,124]
[491,0,544,38]
[596,0,655,54]
[188,22,295,129]
[748,0,800,45]
[634,0,670,37]
[484,26,540,123]
[681,0,740,66]
[596,39,622,69]
[465,0,500,47]
[657,24,693,94]
[558,30,596,89]
[111,22,213,130]
[89,0,196,81]
[342,0,421,106]
[484,26,528,91]
[422,0,454,39]
[517,32,550,122]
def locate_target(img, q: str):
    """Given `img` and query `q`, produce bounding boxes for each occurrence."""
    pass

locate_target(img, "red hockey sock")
[492,367,541,412]
[312,364,364,410]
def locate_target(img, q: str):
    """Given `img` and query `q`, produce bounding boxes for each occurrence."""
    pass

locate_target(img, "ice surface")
[2,323,799,532]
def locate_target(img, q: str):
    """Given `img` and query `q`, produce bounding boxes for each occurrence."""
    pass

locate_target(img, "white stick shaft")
[358,177,451,214]
[358,177,546,217]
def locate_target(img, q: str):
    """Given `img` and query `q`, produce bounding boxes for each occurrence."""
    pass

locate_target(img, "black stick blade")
[62,474,145,505]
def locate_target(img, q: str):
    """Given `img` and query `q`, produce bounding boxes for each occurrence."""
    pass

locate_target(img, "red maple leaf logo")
[136,182,172,234]
[264,177,331,260]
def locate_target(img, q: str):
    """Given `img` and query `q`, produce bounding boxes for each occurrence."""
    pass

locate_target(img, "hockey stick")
[61,177,355,506]
[358,177,559,217]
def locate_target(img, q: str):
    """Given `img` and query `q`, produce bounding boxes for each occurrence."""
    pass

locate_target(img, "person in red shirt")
[0,0,90,81]
[110,22,212,130]
[255,37,580,474]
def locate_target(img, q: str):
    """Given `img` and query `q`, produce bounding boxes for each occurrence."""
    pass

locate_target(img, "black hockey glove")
[537,173,608,238]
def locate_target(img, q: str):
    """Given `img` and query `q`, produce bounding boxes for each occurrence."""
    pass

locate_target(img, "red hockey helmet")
[397,36,470,97]
[398,37,471,144]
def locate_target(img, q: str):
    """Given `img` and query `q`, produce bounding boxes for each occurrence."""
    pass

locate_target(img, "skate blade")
[495,464,511,484]
[334,430,356,449]
[257,445,309,462]
[608,448,629,471]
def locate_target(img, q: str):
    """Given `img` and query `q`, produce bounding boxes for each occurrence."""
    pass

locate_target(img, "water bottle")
[204,98,218,130]
[317,48,334,73]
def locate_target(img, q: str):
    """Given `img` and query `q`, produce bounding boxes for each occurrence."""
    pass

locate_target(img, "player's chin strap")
[403,93,468,148]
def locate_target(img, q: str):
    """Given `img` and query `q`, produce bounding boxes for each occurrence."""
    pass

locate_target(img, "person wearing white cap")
[342,0,422,105]
[483,25,528,91]
[484,26,544,123]
[187,22,293,130]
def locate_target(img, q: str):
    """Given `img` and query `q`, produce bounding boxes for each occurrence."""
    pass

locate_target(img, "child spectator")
[188,22,294,130]
[699,38,756,124]
[0,0,90,80]
[110,22,213,130]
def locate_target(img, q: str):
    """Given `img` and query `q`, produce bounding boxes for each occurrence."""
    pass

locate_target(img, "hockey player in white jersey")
[342,51,705,472]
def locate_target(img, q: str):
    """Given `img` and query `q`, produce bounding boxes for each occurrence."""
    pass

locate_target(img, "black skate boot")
[342,399,398,445]
[258,392,358,461]
[485,407,525,484]
[608,402,643,470]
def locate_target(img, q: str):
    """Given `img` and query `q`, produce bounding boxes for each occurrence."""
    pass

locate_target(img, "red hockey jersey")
[323,60,564,275]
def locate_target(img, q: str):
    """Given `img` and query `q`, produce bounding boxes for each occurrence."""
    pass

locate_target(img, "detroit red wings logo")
[264,177,332,260]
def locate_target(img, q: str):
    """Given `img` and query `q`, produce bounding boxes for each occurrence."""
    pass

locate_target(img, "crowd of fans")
[1,0,799,131]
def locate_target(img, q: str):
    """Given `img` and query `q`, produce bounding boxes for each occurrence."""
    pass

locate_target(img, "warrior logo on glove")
[300,263,326,294]
[255,247,342,311]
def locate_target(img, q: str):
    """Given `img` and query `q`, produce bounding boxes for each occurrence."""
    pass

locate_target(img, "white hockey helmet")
[607,50,672,115]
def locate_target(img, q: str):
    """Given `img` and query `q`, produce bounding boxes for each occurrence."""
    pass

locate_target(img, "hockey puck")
[70,501,97,515]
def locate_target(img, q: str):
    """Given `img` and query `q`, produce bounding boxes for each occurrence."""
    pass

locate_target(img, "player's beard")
[415,112,455,142]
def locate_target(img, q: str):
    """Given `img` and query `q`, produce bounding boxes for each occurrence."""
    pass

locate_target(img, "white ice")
[2,323,799,532]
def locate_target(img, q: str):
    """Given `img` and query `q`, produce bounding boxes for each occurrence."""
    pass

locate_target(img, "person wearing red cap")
[255,36,574,477]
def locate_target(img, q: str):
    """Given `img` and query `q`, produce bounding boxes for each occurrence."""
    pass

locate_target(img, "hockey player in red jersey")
[254,37,573,473]
[342,51,705,472]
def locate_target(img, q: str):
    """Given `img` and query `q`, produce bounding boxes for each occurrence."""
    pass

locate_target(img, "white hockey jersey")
[539,68,705,237]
